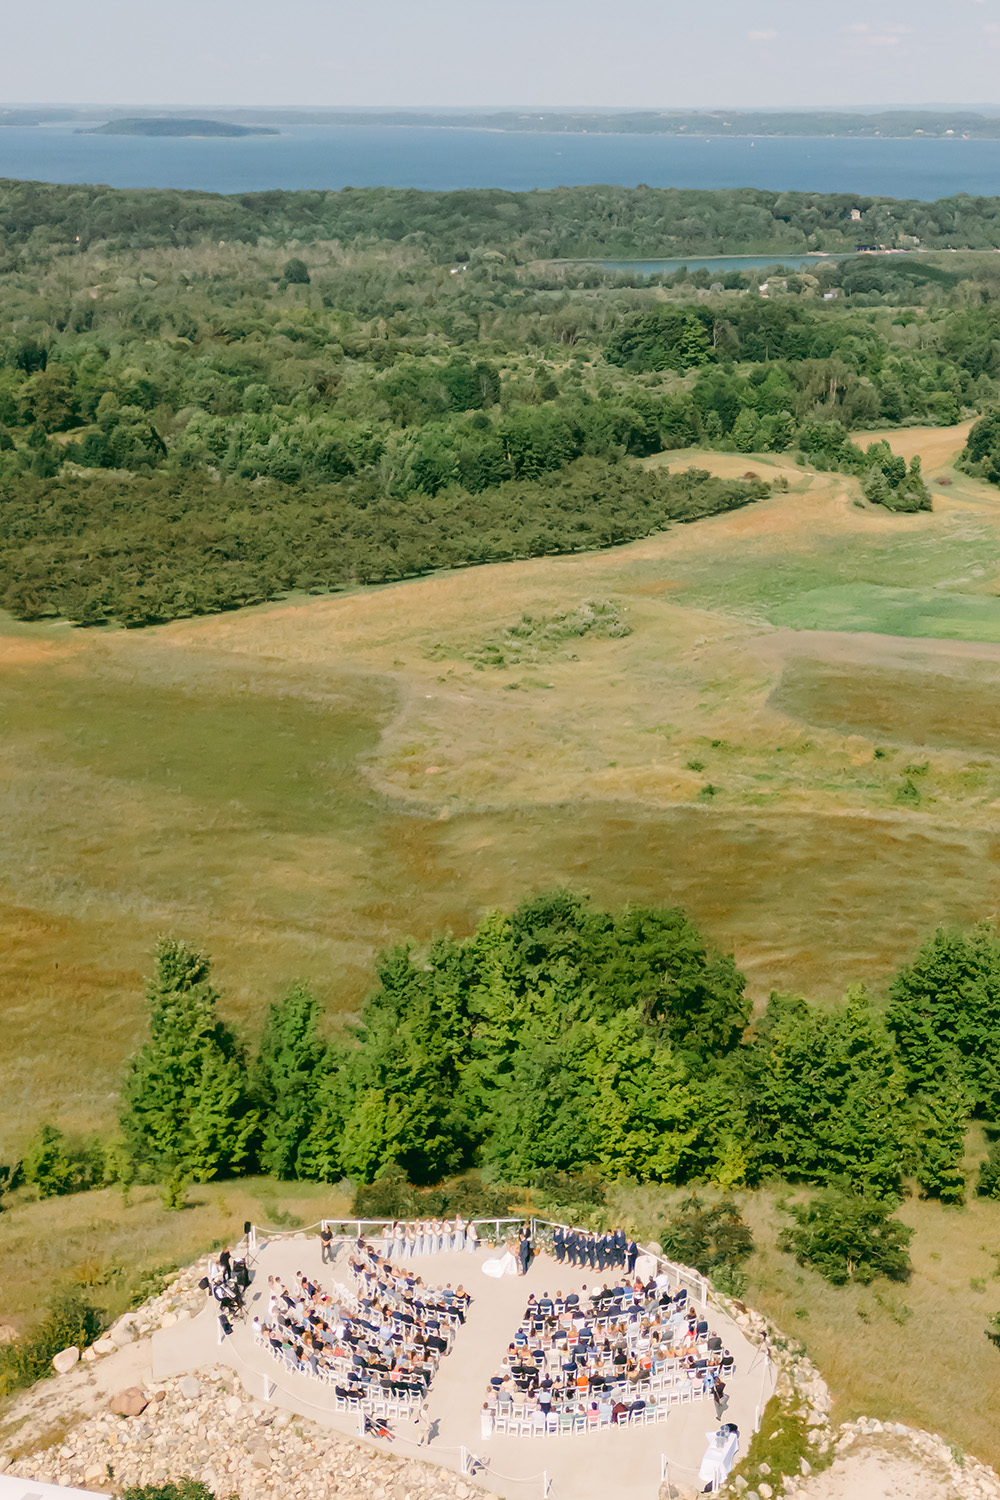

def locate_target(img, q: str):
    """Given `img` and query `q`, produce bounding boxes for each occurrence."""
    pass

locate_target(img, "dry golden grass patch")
[0,1177,351,1329]
[850,420,975,471]
[741,1187,1000,1472]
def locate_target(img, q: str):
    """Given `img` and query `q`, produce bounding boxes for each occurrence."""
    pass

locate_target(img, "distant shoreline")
[77,117,280,139]
[229,122,984,143]
[0,115,992,145]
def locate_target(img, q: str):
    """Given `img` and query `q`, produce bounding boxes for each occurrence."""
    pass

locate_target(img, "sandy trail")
[802,1451,966,1500]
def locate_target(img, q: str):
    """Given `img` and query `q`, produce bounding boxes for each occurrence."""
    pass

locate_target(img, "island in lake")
[79,117,279,137]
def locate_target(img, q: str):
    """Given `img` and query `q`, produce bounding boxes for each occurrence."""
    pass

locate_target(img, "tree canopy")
[107,900,996,1209]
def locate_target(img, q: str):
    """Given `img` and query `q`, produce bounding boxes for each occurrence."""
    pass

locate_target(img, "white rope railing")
[248,1216,525,1254]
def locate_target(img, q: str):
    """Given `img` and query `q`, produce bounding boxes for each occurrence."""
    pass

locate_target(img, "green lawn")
[767,582,1000,641]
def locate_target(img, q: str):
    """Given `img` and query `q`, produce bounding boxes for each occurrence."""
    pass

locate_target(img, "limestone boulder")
[52,1346,80,1375]
[109,1387,149,1418]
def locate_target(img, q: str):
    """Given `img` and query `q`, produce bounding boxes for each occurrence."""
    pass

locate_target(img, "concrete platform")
[152,1233,774,1500]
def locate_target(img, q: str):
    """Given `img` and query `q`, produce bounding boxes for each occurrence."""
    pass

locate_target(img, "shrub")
[728,1392,826,1488]
[351,1167,517,1222]
[0,1158,23,1207]
[978,1140,1000,1199]
[352,1163,417,1220]
[126,1264,177,1309]
[122,1482,215,1500]
[778,1186,913,1286]
[21,1124,109,1198]
[530,1170,608,1230]
[0,1287,103,1396]
[422,1177,517,1219]
[659,1194,755,1280]
[532,1169,607,1208]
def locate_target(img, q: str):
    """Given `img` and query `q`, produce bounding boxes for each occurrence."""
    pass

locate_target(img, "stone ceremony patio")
[152,1231,773,1500]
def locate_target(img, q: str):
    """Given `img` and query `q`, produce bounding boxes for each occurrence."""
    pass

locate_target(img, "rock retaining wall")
[3,1363,482,1500]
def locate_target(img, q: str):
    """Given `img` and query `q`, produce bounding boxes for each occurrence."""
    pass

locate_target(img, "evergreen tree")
[659,1194,755,1279]
[742,989,909,1194]
[22,1124,76,1198]
[624,907,750,1060]
[862,465,891,505]
[296,1061,353,1182]
[120,940,257,1183]
[476,1021,599,1179]
[677,315,712,369]
[907,1055,969,1205]
[589,1011,701,1182]
[887,925,1000,1117]
[731,407,761,454]
[252,984,327,1178]
[337,939,476,1183]
[901,454,932,511]
[464,909,600,1177]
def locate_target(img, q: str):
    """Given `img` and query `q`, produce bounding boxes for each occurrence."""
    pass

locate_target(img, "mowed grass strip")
[768,582,1000,641]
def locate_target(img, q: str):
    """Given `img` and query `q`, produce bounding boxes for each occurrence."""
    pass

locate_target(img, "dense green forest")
[12,177,1000,256]
[3,180,1000,623]
[11,894,996,1221]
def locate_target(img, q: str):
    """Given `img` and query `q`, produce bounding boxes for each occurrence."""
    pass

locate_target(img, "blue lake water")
[4,124,1000,198]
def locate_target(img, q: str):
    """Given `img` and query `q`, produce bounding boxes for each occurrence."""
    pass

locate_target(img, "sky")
[3,0,1000,110]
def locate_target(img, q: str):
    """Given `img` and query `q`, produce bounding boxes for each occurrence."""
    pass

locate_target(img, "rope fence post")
[542,1471,551,1498]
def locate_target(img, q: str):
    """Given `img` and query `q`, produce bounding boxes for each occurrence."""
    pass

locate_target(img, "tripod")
[747,1333,772,1376]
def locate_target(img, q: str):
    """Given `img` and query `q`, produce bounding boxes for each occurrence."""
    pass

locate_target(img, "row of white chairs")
[509,1346,721,1388]
[490,1385,703,1437]
[258,1337,422,1417]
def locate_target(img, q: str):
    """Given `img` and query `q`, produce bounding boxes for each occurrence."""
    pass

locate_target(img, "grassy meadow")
[3,421,1000,1154]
